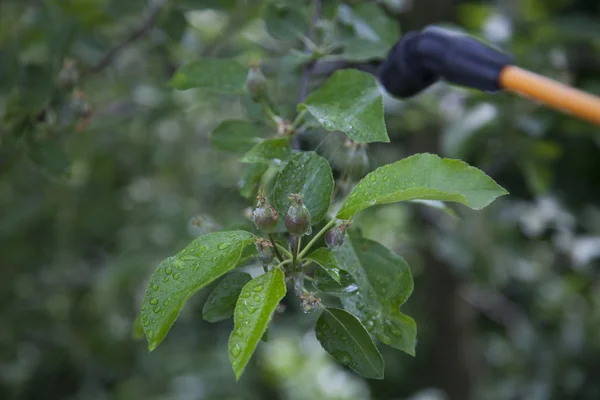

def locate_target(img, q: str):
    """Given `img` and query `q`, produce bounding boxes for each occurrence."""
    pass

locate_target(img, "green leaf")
[313,267,359,296]
[315,307,384,379]
[339,3,400,47]
[264,2,308,41]
[0,48,19,94]
[299,69,389,143]
[306,248,342,283]
[339,38,390,62]
[210,120,268,153]
[270,152,334,231]
[240,138,293,165]
[333,235,416,355]
[203,271,253,323]
[337,153,508,220]
[140,231,255,351]
[169,59,248,92]
[229,268,286,381]
[132,315,144,340]
[18,64,53,111]
[238,163,269,199]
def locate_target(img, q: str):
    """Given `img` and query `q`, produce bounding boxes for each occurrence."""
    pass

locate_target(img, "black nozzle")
[378,26,514,99]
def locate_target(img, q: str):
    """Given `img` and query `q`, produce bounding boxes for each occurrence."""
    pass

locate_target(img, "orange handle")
[499,66,600,126]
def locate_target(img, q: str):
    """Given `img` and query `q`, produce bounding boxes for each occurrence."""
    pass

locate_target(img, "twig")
[85,0,169,76]
[269,233,285,263]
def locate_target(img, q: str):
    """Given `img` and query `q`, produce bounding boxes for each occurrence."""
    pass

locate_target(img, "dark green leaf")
[169,59,248,92]
[270,152,334,231]
[264,3,308,41]
[18,64,53,111]
[238,163,269,199]
[240,138,293,165]
[334,236,416,355]
[337,153,508,220]
[313,267,359,296]
[306,247,342,283]
[316,307,384,379]
[299,69,389,143]
[339,38,389,62]
[29,141,71,176]
[229,268,286,381]
[203,271,252,323]
[210,120,268,153]
[339,3,400,47]
[140,231,255,351]
[0,48,19,94]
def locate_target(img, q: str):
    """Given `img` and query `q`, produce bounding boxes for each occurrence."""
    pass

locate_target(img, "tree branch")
[84,0,169,76]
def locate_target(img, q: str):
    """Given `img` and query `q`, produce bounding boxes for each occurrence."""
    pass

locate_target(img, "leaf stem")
[276,243,293,258]
[291,110,307,130]
[292,236,302,272]
[269,233,285,263]
[274,259,293,270]
[298,219,336,259]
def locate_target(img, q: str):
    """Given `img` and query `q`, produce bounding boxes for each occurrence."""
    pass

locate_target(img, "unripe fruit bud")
[299,292,321,313]
[255,237,275,266]
[246,64,267,102]
[285,193,311,236]
[325,221,351,250]
[252,192,278,233]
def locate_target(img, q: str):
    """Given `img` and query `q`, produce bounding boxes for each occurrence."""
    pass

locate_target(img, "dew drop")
[247,305,258,314]
[153,306,161,313]
[369,174,376,182]
[147,330,154,339]
[141,313,148,320]
[350,361,358,368]
[163,276,170,283]
[209,299,216,305]
[368,199,376,206]
[173,273,180,280]
[356,302,365,311]
[253,294,261,302]
[364,319,376,332]
[149,297,159,305]
[383,176,389,182]
[151,284,159,291]
[217,242,231,250]
[231,344,242,357]
[222,283,230,289]
[165,266,172,275]
[143,320,150,327]
[242,292,251,298]
[252,285,264,292]
[332,350,352,365]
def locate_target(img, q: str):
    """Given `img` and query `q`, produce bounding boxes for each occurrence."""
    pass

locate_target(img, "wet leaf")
[203,271,253,323]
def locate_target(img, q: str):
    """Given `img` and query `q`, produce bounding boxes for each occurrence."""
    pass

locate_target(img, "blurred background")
[2,0,600,399]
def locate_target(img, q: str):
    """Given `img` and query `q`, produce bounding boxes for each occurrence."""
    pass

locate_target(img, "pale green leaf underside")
[238,163,269,199]
[333,235,416,355]
[241,138,293,164]
[316,307,384,379]
[229,268,286,381]
[210,120,267,153]
[306,247,342,283]
[140,231,254,351]
[337,153,508,219]
[202,271,252,323]
[270,152,334,232]
[169,59,247,92]
[298,69,389,143]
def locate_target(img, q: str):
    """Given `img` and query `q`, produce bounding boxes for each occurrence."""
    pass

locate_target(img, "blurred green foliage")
[2,0,600,399]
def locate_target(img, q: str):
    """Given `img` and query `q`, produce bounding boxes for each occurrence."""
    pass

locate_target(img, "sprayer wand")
[378,26,600,125]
